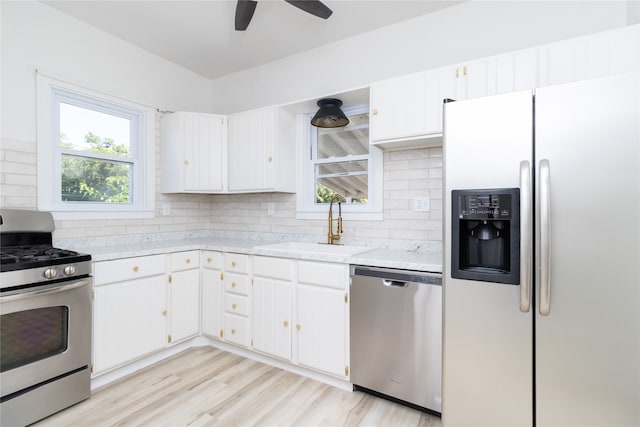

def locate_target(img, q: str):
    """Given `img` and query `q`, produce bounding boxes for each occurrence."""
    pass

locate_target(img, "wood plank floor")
[35,347,442,427]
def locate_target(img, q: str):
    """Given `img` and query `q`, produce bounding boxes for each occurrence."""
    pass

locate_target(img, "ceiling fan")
[235,0,333,31]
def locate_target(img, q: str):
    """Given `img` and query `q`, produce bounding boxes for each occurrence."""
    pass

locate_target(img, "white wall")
[0,1,215,236]
[210,1,633,113]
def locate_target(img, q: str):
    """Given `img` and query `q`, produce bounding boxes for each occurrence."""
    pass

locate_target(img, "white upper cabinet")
[227,106,296,193]
[370,69,443,149]
[160,112,227,193]
[538,25,639,87]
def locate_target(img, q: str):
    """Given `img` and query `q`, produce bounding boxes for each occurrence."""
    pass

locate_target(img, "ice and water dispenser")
[451,188,520,285]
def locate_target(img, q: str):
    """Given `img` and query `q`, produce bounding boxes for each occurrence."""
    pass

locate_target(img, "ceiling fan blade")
[284,0,333,20]
[235,0,258,31]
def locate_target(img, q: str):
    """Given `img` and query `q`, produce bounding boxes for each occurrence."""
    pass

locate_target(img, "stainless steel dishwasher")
[350,265,442,414]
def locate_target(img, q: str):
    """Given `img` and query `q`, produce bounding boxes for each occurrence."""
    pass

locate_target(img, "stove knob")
[63,265,76,276]
[44,268,58,279]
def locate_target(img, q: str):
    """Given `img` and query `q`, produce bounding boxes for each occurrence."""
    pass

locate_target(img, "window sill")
[295,211,383,221]
[51,210,155,221]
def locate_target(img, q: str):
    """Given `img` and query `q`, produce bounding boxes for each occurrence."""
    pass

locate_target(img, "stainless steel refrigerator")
[442,71,639,426]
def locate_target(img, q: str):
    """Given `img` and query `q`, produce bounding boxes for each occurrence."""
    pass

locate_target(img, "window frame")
[296,103,383,220]
[37,75,155,220]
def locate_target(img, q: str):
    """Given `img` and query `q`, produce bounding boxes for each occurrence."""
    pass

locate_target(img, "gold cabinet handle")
[268,156,273,162]
[231,261,236,267]
[231,328,237,334]
[463,66,467,76]
[296,324,301,331]
[162,310,168,316]
[207,257,212,263]
[283,320,289,327]
[372,108,378,115]
[184,160,189,165]
[231,282,237,288]
[456,67,459,78]
[133,266,139,272]
[186,258,191,264]
[232,303,237,309]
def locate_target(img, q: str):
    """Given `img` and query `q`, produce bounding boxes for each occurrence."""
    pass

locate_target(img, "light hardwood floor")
[35,347,442,427]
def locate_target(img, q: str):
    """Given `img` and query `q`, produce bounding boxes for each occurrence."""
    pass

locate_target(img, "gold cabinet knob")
[207,257,212,263]
[372,108,378,115]
[162,310,168,316]
[456,68,460,78]
[186,258,191,264]
[184,160,189,165]
[283,320,289,327]
[268,156,273,162]
[231,261,236,267]
[232,303,237,309]
[231,328,237,334]
[133,266,139,272]
[296,324,301,331]
[231,282,237,288]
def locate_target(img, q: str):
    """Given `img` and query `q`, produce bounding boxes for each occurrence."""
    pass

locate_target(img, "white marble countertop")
[82,237,442,273]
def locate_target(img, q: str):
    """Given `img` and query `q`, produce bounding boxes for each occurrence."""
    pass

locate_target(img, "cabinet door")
[370,71,441,142]
[182,113,225,192]
[228,107,276,191]
[169,269,200,343]
[296,285,348,378]
[495,50,539,95]
[93,276,166,374]
[201,268,223,339]
[253,277,292,360]
[462,60,490,100]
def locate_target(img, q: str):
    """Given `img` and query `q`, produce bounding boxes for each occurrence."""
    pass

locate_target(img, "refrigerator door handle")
[519,160,532,313]
[539,159,551,316]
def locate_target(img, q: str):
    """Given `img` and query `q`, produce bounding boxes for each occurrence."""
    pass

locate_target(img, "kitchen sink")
[255,241,374,256]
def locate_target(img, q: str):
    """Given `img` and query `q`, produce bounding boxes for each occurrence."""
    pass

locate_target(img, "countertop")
[83,237,442,273]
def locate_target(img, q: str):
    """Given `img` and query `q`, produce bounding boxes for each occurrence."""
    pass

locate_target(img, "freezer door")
[442,90,533,426]
[535,71,640,426]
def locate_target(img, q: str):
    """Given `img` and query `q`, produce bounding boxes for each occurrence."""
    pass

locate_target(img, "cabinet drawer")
[94,254,166,286]
[225,293,249,316]
[224,314,249,346]
[201,251,223,269]
[298,261,348,289]
[225,273,250,295]
[171,250,200,271]
[224,253,249,273]
[253,256,294,281]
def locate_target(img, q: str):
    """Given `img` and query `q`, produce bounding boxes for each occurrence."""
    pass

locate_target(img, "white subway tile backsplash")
[2,118,443,246]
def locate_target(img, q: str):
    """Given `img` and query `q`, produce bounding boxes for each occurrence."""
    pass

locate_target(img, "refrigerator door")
[535,71,640,426]
[443,91,533,426]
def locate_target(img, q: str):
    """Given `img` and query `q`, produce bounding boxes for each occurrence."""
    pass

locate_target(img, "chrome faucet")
[327,195,343,245]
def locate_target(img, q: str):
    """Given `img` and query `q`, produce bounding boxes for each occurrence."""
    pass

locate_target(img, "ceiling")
[42,0,464,79]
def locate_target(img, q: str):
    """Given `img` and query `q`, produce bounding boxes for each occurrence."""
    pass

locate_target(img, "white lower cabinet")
[252,256,294,360]
[295,261,350,379]
[169,251,201,343]
[92,255,167,375]
[223,253,251,347]
[201,251,223,339]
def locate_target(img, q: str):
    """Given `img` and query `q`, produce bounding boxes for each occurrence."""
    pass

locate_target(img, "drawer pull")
[133,266,139,272]
[231,328,237,334]
[296,324,301,331]
[162,310,168,316]
[232,303,237,309]
[283,320,289,327]
[231,282,237,288]
[186,258,191,264]
[231,261,237,267]
[207,257,212,263]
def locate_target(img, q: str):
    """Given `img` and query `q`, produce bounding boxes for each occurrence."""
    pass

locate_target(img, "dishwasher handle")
[352,265,442,286]
[382,279,409,288]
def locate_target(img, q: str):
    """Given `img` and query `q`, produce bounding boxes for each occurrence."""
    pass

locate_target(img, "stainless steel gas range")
[0,209,92,426]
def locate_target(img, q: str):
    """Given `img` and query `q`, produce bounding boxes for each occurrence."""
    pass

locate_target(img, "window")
[297,104,383,220]
[37,75,154,219]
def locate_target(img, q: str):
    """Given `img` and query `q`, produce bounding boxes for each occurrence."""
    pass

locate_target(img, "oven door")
[0,278,92,398]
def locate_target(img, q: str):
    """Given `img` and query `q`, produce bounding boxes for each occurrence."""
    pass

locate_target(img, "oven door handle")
[0,279,91,302]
